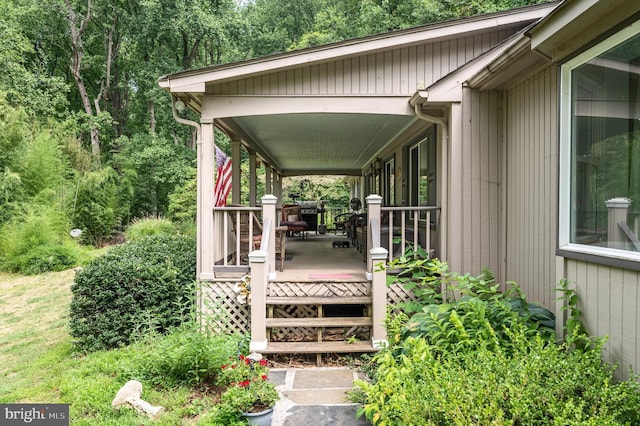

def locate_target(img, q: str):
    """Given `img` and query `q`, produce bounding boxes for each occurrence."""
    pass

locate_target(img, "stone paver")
[270,367,371,426]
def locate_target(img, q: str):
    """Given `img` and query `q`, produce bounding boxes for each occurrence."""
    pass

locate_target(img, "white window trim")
[559,19,640,262]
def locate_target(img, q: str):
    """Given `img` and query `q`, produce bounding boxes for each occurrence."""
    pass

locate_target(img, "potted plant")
[213,353,279,425]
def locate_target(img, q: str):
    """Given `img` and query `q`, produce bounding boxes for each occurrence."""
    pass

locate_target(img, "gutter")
[171,95,201,144]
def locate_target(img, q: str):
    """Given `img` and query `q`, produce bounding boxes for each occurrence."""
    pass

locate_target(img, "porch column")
[370,247,388,349]
[366,194,382,274]
[261,195,278,275]
[275,173,283,208]
[199,120,215,278]
[249,151,257,206]
[249,249,268,351]
[231,139,242,204]
[265,166,272,194]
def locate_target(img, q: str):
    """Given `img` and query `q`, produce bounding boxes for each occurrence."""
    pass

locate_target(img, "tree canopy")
[0,0,546,261]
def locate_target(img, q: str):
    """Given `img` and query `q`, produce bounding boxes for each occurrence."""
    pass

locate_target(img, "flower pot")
[242,406,274,426]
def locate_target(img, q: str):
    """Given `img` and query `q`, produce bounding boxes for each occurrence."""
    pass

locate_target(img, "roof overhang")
[528,0,640,62]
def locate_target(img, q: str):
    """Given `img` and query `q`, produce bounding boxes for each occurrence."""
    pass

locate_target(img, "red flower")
[239,380,251,388]
[221,364,228,369]
[261,375,267,381]
[259,359,268,366]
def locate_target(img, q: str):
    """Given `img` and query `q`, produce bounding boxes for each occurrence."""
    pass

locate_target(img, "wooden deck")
[274,232,367,282]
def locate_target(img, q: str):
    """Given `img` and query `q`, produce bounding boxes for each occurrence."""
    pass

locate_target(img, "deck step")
[265,316,372,328]
[266,296,371,305]
[260,341,377,354]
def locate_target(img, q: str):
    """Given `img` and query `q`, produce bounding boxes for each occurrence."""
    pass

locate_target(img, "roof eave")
[159,2,559,92]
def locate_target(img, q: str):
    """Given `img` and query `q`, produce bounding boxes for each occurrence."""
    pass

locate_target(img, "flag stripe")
[214,146,232,207]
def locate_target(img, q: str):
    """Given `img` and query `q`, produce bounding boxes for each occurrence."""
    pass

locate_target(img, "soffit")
[219,113,420,176]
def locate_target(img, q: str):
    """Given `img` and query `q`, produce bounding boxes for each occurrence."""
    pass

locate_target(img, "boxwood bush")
[69,234,196,352]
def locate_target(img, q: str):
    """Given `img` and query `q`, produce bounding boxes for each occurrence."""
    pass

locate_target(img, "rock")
[112,380,164,419]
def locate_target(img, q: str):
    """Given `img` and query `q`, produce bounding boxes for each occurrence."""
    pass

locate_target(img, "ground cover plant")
[353,254,640,425]
[0,268,277,425]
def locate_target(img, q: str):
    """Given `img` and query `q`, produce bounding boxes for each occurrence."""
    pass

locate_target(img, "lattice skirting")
[199,280,417,335]
[387,282,418,305]
[268,281,370,297]
[200,281,249,334]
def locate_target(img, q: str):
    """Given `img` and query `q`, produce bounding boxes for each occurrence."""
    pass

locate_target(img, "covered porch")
[158,4,556,359]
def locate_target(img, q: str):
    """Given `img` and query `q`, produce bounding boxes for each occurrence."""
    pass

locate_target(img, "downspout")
[171,95,201,140]
[171,94,204,293]
[414,103,449,265]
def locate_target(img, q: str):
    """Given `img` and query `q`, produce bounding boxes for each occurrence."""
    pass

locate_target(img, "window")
[560,21,640,259]
[408,126,437,217]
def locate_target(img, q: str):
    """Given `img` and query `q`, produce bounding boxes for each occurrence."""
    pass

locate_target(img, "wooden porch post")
[265,166,272,194]
[249,249,268,352]
[199,120,215,278]
[370,246,388,348]
[249,151,257,206]
[262,195,277,275]
[366,194,383,275]
[275,173,283,207]
[231,139,241,204]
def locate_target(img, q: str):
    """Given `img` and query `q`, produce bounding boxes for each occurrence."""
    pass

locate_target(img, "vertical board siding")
[504,67,558,309]
[212,29,517,96]
[565,259,640,381]
[457,89,502,276]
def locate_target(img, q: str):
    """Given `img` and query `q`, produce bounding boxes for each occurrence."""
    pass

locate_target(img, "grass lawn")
[0,270,215,425]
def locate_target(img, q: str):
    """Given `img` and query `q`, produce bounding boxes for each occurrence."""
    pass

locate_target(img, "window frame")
[559,19,640,262]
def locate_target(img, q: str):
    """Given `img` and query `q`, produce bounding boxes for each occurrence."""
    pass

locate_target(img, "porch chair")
[228,205,263,264]
[280,204,309,238]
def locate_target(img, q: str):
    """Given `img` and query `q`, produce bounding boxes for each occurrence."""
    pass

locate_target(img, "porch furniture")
[333,212,351,235]
[275,225,288,272]
[280,204,309,238]
[228,205,263,264]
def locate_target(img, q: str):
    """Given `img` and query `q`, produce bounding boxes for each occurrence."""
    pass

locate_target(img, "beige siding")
[213,30,517,96]
[565,259,640,381]
[453,89,502,276]
[503,66,558,309]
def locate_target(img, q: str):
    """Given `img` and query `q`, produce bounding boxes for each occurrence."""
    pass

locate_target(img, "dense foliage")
[0,0,545,268]
[69,235,196,351]
[353,255,640,425]
[134,324,244,388]
[356,333,640,425]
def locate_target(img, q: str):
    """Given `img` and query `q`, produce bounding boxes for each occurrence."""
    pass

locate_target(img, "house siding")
[452,88,503,277]
[212,30,517,97]
[564,259,640,381]
[503,66,558,310]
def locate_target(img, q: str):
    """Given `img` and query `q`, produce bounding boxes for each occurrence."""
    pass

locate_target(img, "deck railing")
[379,205,439,262]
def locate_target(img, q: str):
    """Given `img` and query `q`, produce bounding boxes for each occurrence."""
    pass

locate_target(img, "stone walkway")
[269,367,371,426]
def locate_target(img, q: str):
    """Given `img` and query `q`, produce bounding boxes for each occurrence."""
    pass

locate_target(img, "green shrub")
[387,258,555,356]
[124,216,177,241]
[133,323,244,388]
[356,333,640,425]
[72,167,119,247]
[0,206,89,274]
[69,234,196,352]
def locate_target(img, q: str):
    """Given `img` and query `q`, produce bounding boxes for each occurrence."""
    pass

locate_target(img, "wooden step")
[265,316,372,328]
[260,340,377,354]
[266,296,371,305]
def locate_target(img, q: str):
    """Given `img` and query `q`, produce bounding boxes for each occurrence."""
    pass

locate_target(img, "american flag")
[213,145,232,207]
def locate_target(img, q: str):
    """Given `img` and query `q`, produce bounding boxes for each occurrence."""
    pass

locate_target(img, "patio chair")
[333,212,351,235]
[280,204,309,238]
[228,205,263,264]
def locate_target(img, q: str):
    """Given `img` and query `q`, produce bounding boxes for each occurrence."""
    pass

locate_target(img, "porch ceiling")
[219,112,419,177]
